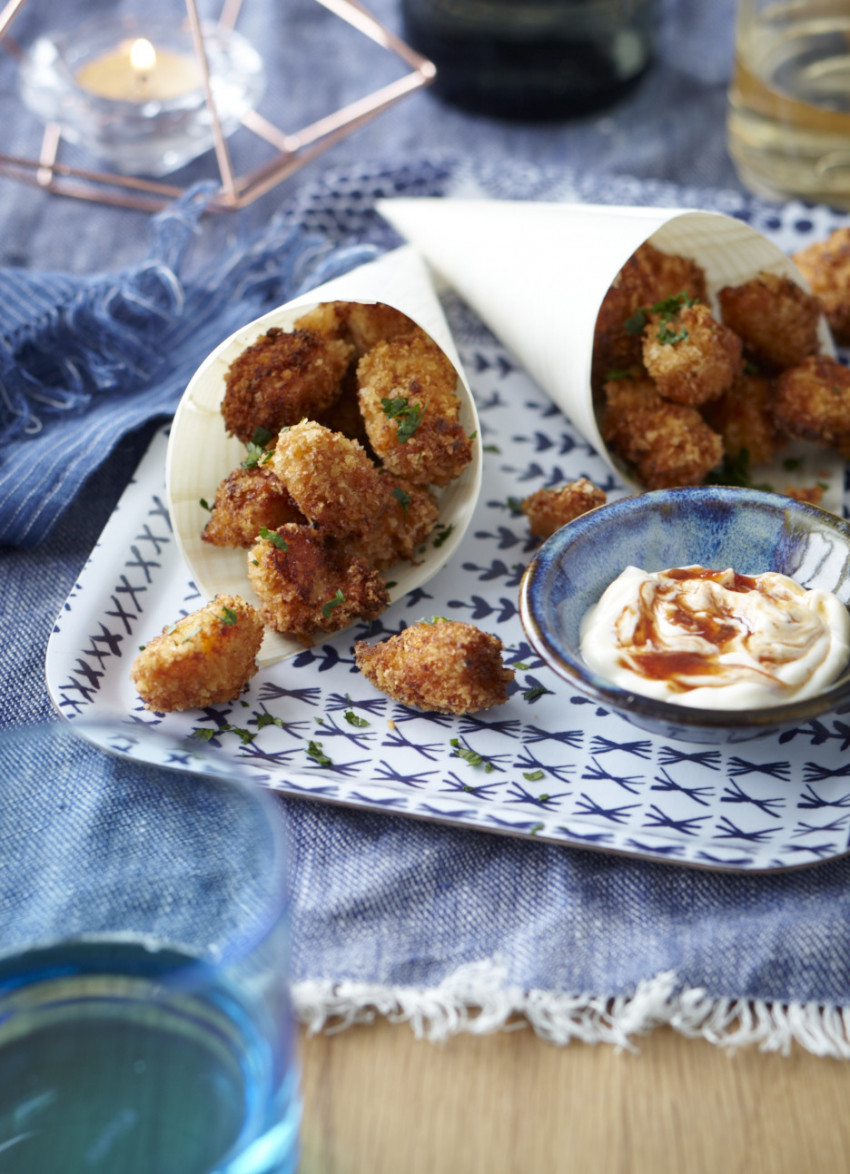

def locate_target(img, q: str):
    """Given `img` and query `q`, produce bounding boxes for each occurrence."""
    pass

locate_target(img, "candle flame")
[129,38,156,75]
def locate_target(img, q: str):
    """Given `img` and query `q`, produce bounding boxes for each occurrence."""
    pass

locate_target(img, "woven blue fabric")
[4,155,850,1024]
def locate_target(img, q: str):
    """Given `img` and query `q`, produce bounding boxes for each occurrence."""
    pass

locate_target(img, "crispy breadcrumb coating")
[349,478,439,569]
[357,332,472,486]
[202,465,304,548]
[221,326,354,443]
[131,594,264,712]
[272,419,387,539]
[592,241,708,383]
[642,301,742,406]
[701,371,784,467]
[354,620,514,714]
[793,227,850,345]
[784,484,825,505]
[315,368,372,450]
[717,273,821,372]
[248,524,389,642]
[295,301,421,355]
[772,355,850,449]
[601,376,723,490]
[521,478,607,539]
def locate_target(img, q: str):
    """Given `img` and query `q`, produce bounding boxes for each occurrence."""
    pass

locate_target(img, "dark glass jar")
[401,0,659,121]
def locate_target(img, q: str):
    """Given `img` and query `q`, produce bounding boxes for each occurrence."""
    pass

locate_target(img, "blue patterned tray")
[46,297,850,872]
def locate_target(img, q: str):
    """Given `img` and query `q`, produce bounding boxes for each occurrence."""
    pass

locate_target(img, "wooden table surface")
[298,1018,850,1172]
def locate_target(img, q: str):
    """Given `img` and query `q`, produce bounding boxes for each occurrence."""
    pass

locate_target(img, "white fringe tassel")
[293,958,850,1058]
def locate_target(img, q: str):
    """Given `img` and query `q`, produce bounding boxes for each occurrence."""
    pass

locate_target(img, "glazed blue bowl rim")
[518,486,850,731]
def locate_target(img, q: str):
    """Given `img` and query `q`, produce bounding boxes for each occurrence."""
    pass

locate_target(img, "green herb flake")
[656,323,689,346]
[450,738,494,772]
[392,485,411,514]
[482,443,501,453]
[528,822,544,835]
[623,308,647,336]
[256,712,283,730]
[783,458,802,472]
[381,396,424,443]
[344,710,370,728]
[200,497,212,512]
[513,661,531,671]
[507,496,523,515]
[705,449,773,492]
[468,430,478,441]
[420,616,449,625]
[220,605,238,626]
[259,527,289,551]
[522,685,553,703]
[604,368,634,382]
[433,523,454,548]
[191,727,216,742]
[321,589,345,619]
[523,770,545,782]
[306,740,333,767]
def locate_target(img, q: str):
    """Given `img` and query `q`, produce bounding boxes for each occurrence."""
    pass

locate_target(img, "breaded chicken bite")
[221,327,354,443]
[701,371,784,467]
[354,620,514,715]
[315,369,372,450]
[131,594,264,712]
[357,332,472,487]
[248,524,389,642]
[772,355,850,450]
[272,419,387,539]
[202,465,304,548]
[601,376,723,490]
[592,241,708,383]
[521,478,607,539]
[641,299,742,406]
[793,227,850,345]
[295,301,421,355]
[349,478,440,569]
[718,273,821,372]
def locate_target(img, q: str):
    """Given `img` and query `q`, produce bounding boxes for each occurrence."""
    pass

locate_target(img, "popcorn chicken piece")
[349,478,440,570]
[354,620,514,715]
[601,376,723,490]
[130,594,264,712]
[718,272,821,372]
[701,371,784,467]
[295,301,421,355]
[357,332,472,487]
[772,355,850,450]
[521,478,607,539]
[793,227,850,345]
[642,300,742,406]
[202,465,304,548]
[272,419,387,539]
[221,327,354,443]
[248,524,389,643]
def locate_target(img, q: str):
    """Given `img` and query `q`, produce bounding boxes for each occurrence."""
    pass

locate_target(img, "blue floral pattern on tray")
[45,296,850,873]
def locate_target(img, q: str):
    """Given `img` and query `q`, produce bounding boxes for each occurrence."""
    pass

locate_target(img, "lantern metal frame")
[0,0,435,212]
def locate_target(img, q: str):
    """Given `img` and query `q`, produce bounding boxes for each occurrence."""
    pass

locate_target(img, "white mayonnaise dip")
[579,565,850,709]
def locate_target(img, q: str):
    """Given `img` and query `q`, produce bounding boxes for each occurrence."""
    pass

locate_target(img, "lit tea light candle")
[76,37,204,103]
[19,19,265,176]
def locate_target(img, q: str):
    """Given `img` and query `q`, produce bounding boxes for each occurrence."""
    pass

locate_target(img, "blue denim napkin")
[5,158,850,1056]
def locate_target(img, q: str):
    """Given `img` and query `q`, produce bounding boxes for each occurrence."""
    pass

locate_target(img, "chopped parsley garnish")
[306,740,333,767]
[192,727,216,742]
[528,823,544,835]
[656,322,689,346]
[433,523,454,548]
[623,308,647,336]
[381,396,424,443]
[392,485,411,514]
[256,712,283,730]
[705,449,773,492]
[604,368,634,382]
[200,497,212,512]
[482,443,501,453]
[523,770,545,782]
[783,458,802,472]
[344,710,370,728]
[450,738,494,772]
[513,661,531,671]
[506,496,523,515]
[420,616,449,624]
[259,527,288,551]
[321,589,345,618]
[522,685,553,703]
[468,430,478,440]
[220,605,238,626]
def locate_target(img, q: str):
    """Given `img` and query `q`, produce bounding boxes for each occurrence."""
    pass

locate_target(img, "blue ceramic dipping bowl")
[519,487,850,744]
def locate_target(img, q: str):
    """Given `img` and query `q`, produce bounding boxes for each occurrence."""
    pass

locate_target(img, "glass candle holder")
[19,16,266,177]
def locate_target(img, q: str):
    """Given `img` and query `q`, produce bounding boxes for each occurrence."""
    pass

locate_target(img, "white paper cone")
[378,198,838,503]
[166,245,481,666]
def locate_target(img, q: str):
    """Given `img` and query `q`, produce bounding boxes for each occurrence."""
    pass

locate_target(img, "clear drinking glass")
[0,721,300,1174]
[727,0,850,208]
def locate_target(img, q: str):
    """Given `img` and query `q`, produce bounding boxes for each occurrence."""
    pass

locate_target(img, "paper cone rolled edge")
[378,199,835,487]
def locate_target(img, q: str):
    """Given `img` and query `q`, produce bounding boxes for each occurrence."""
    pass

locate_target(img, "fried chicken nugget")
[221,327,354,443]
[592,241,708,382]
[131,594,264,712]
[294,301,421,355]
[701,371,784,467]
[601,376,723,490]
[349,478,439,569]
[718,272,821,372]
[202,465,305,548]
[357,332,472,487]
[521,478,607,539]
[248,524,389,642]
[793,227,850,345]
[354,620,514,715]
[772,355,850,450]
[272,419,387,539]
[641,301,742,406]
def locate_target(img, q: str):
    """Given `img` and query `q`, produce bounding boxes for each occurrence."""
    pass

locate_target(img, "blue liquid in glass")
[0,940,300,1174]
